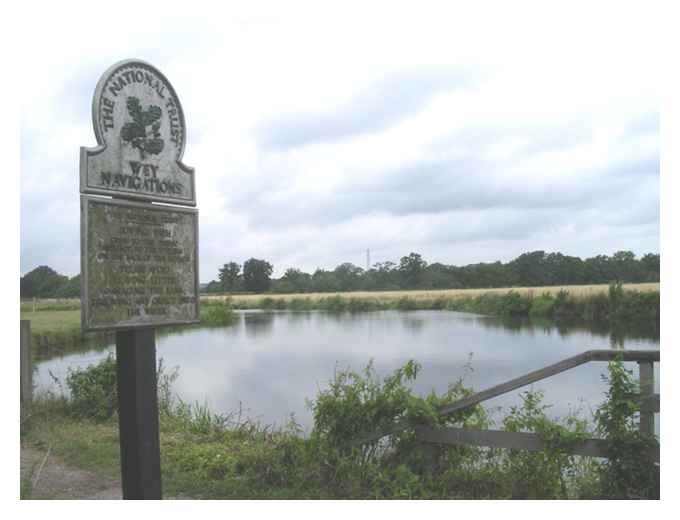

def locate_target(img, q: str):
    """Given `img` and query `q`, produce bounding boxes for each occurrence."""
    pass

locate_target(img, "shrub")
[66,354,118,420]
[395,297,418,311]
[501,389,590,498]
[201,301,236,325]
[594,359,659,498]
[65,354,180,422]
[500,291,531,316]
[529,294,555,318]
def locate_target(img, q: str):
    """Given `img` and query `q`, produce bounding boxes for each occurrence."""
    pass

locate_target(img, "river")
[34,310,660,435]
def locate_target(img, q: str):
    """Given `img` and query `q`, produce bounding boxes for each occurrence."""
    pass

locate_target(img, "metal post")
[20,320,32,403]
[115,328,162,499]
[638,361,654,436]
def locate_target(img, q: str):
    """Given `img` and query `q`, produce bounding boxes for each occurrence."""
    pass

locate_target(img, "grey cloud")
[232,147,657,232]
[256,67,480,150]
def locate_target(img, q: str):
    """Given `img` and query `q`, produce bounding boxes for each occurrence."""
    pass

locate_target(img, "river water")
[34,310,660,434]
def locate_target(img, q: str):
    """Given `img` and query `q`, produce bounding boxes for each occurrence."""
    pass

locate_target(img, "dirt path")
[21,445,122,500]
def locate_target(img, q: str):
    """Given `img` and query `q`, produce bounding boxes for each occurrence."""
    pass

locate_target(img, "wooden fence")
[356,349,660,463]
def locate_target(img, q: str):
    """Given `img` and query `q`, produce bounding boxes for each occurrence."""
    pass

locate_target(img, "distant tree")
[203,280,223,293]
[20,266,69,298]
[584,254,612,284]
[218,262,241,293]
[333,263,364,291]
[610,250,639,282]
[55,274,81,298]
[399,252,427,288]
[423,262,457,289]
[311,268,341,292]
[242,258,274,293]
[280,268,312,293]
[639,253,660,282]
[507,251,548,286]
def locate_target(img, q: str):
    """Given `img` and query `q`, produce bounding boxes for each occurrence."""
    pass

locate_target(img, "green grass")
[20,310,81,335]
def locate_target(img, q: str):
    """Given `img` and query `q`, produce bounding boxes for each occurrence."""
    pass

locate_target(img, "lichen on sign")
[82,195,199,331]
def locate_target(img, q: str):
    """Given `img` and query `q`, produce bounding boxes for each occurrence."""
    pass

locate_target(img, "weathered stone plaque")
[81,60,196,206]
[81,195,199,331]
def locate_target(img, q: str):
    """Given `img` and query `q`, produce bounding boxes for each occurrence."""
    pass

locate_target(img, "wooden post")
[638,361,654,436]
[20,320,32,403]
[115,328,162,500]
[421,443,440,475]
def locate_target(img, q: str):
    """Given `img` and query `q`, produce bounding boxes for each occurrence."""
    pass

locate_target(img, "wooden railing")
[356,349,660,463]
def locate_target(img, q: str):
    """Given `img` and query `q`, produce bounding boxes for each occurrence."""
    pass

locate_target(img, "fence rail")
[355,349,660,458]
[415,425,660,463]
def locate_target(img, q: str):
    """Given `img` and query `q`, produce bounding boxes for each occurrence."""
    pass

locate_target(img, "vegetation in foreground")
[21,356,659,499]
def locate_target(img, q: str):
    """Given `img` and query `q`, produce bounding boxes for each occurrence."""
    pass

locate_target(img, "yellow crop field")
[203,282,660,305]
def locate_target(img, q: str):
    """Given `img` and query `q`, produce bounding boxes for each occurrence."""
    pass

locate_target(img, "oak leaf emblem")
[121,96,165,159]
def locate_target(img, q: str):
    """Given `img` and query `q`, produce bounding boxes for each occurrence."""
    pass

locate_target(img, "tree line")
[19,250,659,299]
[20,266,80,299]
[204,250,660,295]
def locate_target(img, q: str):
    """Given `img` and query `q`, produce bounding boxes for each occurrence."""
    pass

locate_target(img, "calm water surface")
[35,310,660,434]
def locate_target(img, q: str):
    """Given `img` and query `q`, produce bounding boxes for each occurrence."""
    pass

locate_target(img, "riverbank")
[21,356,659,499]
[217,283,660,335]
[20,283,659,358]
[20,301,237,358]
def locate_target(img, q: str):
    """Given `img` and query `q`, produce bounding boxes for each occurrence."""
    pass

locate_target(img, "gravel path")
[21,445,122,500]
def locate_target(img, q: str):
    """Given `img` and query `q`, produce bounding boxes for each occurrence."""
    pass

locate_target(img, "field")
[20,310,81,335]
[204,282,660,305]
[21,282,660,312]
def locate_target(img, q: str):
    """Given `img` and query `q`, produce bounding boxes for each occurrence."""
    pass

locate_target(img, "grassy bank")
[21,356,659,499]
[21,301,236,359]
[20,282,658,357]
[213,283,659,334]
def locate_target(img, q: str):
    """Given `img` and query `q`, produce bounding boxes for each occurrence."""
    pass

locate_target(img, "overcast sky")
[19,2,660,281]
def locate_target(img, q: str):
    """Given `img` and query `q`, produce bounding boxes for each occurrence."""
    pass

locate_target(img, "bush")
[66,354,118,420]
[500,390,590,498]
[395,297,419,311]
[500,291,531,316]
[65,354,180,422]
[529,294,555,318]
[308,360,489,497]
[594,359,659,498]
[201,301,236,325]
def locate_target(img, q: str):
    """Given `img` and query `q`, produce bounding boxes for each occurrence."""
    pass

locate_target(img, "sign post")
[80,59,199,500]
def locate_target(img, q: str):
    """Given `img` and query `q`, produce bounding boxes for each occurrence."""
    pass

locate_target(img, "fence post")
[20,320,32,403]
[638,361,654,436]
[417,426,440,475]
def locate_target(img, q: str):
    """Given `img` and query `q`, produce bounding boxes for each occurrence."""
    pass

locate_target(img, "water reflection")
[243,311,275,337]
[35,310,659,435]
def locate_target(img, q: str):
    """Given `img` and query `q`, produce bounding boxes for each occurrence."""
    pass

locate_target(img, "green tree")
[55,274,81,298]
[20,266,69,298]
[243,258,274,293]
[398,253,427,288]
[218,262,241,293]
[639,253,660,282]
[333,263,364,291]
[507,251,548,286]
[280,268,312,293]
[311,269,341,292]
[610,251,639,283]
